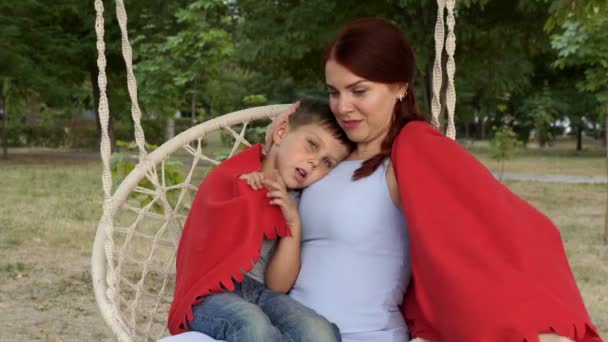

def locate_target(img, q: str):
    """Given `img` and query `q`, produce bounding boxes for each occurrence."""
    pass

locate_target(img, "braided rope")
[431,0,446,130]
[114,0,148,160]
[444,0,457,140]
[93,0,130,340]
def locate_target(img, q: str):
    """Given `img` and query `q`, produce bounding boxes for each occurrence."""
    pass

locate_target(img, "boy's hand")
[262,171,301,231]
[239,172,265,190]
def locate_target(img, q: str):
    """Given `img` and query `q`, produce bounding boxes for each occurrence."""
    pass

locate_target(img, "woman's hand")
[538,335,574,342]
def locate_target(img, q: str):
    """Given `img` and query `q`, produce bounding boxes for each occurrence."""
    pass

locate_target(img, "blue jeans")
[189,276,341,342]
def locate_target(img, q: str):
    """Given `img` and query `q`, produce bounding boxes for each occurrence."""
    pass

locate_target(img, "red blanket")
[168,144,290,335]
[392,121,602,342]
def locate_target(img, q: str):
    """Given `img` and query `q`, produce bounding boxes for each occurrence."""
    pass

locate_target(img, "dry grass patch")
[0,155,606,340]
[466,137,606,177]
[506,181,608,337]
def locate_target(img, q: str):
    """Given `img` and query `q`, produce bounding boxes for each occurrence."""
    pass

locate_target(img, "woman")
[289,17,601,342]
[162,17,602,342]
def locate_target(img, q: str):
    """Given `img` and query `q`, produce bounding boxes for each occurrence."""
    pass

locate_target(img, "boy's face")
[272,123,350,189]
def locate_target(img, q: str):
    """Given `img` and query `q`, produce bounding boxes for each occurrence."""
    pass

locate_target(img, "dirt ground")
[0,248,114,341]
[0,156,114,341]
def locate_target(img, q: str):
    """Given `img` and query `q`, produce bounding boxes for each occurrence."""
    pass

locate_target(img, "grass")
[0,143,606,340]
[505,181,608,337]
[0,156,110,341]
[464,136,606,177]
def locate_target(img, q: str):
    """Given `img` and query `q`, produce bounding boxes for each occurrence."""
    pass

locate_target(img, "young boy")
[168,99,354,341]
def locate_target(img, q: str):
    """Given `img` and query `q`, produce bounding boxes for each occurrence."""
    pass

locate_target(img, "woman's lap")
[158,331,223,342]
[341,326,409,342]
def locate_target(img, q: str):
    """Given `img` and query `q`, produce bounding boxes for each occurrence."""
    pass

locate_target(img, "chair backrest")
[92,104,290,342]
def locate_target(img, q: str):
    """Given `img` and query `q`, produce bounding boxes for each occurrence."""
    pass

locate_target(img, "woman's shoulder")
[393,121,446,151]
[391,120,468,168]
[397,120,441,140]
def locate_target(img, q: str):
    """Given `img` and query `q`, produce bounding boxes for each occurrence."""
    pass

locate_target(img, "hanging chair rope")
[93,0,130,341]
[430,0,446,130]
[430,0,457,140]
[115,0,148,161]
[445,0,457,140]
[95,1,186,339]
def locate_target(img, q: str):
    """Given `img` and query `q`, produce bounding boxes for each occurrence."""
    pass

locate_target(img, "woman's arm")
[391,121,600,341]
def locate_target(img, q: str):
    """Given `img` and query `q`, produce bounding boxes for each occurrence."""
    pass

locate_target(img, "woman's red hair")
[325,17,425,180]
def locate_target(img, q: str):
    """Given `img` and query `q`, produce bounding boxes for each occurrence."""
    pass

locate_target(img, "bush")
[111,149,185,214]
[113,122,132,145]
[175,118,196,134]
[220,120,271,147]
[5,125,65,147]
[2,118,237,149]
[115,118,200,146]
[490,125,521,181]
[4,125,25,147]
[63,123,98,149]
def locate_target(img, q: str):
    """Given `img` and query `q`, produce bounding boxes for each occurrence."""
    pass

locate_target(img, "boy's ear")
[271,119,289,146]
[263,101,300,154]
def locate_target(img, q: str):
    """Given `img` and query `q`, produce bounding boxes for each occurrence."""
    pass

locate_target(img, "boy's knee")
[231,309,281,341]
[297,315,341,341]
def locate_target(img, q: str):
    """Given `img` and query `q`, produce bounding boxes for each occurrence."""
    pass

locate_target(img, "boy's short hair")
[289,98,356,152]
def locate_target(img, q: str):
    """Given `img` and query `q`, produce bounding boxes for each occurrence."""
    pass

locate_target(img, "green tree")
[519,85,561,147]
[0,0,91,155]
[490,125,521,181]
[547,0,608,243]
[234,0,555,138]
[455,1,553,139]
[549,3,608,115]
[135,0,235,125]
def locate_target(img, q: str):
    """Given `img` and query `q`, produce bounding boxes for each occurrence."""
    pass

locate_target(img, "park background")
[0,0,607,341]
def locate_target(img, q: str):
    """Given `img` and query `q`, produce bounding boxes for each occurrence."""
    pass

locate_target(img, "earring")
[397,94,404,102]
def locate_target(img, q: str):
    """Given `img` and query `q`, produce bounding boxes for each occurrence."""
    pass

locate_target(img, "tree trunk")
[200,98,211,122]
[424,56,433,119]
[165,118,175,141]
[499,160,504,182]
[191,78,198,124]
[439,52,449,134]
[604,103,608,245]
[90,67,115,150]
[0,91,7,160]
[576,119,583,151]
[414,1,433,118]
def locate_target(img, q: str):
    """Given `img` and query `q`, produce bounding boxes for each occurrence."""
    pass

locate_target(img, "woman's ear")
[392,82,409,98]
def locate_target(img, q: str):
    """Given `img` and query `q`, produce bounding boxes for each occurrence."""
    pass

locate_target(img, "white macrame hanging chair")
[91,0,457,341]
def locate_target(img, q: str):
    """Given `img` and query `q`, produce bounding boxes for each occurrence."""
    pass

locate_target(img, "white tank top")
[290,159,411,341]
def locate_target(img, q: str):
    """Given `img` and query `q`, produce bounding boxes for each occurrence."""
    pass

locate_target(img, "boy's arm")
[261,175,302,293]
[265,217,302,293]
